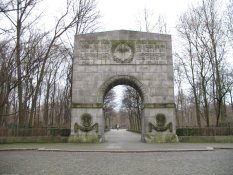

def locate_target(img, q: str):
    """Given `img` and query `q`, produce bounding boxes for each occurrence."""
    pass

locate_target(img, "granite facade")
[71,30,177,142]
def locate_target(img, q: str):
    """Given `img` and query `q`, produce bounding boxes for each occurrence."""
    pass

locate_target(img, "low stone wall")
[145,134,179,143]
[0,136,68,144]
[179,136,233,143]
[68,135,103,143]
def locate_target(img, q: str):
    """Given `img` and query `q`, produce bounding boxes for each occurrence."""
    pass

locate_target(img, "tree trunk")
[16,6,24,127]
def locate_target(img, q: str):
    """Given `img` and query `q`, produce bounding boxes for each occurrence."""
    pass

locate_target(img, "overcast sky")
[42,0,203,35]
[98,0,201,33]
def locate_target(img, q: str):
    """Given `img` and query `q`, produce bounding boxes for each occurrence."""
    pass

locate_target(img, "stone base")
[68,135,103,143]
[145,134,179,143]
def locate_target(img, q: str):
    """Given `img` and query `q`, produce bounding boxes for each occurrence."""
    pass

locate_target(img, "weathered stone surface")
[68,135,102,143]
[71,30,176,143]
[145,134,179,143]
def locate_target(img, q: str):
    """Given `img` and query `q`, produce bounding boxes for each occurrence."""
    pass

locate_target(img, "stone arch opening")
[98,75,147,104]
[99,75,146,140]
[100,76,145,141]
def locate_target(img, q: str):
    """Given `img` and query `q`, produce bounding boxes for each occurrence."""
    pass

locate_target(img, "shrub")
[176,128,200,136]
[176,127,233,136]
[49,128,70,136]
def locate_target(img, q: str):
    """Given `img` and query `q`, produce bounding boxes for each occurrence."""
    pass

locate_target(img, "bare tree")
[74,0,100,35]
[0,0,101,129]
[176,0,232,127]
[176,11,202,127]
[200,0,230,126]
[0,40,18,126]
[228,70,233,112]
[174,60,186,127]
[227,0,233,38]
[121,86,142,132]
[103,89,116,130]
[135,7,168,33]
[0,0,41,127]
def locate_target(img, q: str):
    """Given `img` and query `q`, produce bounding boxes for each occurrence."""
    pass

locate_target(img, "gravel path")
[0,150,233,175]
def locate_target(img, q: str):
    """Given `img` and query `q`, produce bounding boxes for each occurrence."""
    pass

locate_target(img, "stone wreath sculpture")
[74,113,98,133]
[148,113,172,132]
[111,40,135,63]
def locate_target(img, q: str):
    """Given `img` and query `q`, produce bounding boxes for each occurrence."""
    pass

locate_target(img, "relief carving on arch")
[149,113,172,132]
[74,113,98,133]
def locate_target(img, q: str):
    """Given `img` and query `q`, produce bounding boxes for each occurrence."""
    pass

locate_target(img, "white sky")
[41,0,202,35]
[39,0,205,59]
[98,0,201,33]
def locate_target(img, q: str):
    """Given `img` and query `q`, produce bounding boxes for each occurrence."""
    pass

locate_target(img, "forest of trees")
[0,0,233,130]
[174,0,233,127]
[0,0,100,128]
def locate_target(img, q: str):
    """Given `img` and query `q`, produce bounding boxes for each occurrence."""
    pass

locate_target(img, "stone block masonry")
[71,30,178,143]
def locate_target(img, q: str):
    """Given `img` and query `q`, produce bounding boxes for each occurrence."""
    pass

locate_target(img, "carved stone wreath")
[149,113,172,132]
[111,41,135,63]
[74,113,98,133]
[81,113,92,128]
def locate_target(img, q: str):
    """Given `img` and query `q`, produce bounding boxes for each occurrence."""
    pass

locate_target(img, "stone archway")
[98,75,147,103]
[69,30,178,143]
[99,75,145,141]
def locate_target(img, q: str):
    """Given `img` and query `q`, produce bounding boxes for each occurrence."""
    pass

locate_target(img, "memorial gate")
[69,30,178,143]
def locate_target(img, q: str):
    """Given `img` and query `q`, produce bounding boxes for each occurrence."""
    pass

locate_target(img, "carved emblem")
[74,113,98,133]
[111,41,134,63]
[149,113,172,132]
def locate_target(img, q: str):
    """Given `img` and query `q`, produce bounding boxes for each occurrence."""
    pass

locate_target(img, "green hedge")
[219,122,233,127]
[178,136,233,143]
[0,136,68,144]
[176,128,200,136]
[176,127,233,136]
[48,128,71,136]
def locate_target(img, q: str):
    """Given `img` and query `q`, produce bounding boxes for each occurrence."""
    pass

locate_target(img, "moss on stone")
[136,40,160,45]
[72,103,103,108]
[145,134,178,143]
[101,40,110,44]
[80,40,99,45]
[111,40,135,53]
[68,135,102,143]
[144,103,175,109]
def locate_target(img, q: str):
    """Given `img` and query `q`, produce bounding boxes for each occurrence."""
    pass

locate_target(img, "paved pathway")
[105,129,141,143]
[1,129,233,175]
[1,150,233,175]
[104,129,142,150]
[102,129,233,151]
